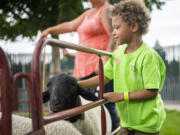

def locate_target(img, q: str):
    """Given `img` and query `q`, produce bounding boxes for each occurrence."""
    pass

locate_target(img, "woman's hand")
[63,49,75,57]
[40,29,49,40]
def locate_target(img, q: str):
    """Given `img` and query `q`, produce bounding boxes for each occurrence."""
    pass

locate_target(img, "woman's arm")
[103,89,158,102]
[100,5,118,53]
[95,5,118,74]
[63,49,76,57]
[78,75,110,89]
[40,12,85,39]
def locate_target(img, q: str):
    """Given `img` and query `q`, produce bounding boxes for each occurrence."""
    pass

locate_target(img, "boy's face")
[112,15,132,45]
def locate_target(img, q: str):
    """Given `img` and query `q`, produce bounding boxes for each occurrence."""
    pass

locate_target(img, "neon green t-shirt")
[104,42,166,133]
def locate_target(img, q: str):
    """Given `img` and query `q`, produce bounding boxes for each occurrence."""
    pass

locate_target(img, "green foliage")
[0,0,165,41]
[0,0,84,41]
[144,0,165,11]
[153,40,167,64]
[110,0,165,11]
[160,109,180,135]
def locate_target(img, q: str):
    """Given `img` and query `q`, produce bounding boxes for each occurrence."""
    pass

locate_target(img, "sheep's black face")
[48,74,79,112]
[42,73,98,122]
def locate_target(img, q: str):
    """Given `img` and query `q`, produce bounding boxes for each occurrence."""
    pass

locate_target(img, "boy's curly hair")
[112,0,151,35]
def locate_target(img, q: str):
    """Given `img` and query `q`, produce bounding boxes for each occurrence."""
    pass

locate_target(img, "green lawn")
[160,109,180,135]
[15,109,180,135]
[17,111,50,117]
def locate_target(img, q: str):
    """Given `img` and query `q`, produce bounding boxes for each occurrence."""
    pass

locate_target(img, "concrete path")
[164,103,180,111]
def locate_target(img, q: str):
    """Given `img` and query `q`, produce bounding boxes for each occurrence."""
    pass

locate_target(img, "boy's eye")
[114,26,119,29]
[113,26,117,29]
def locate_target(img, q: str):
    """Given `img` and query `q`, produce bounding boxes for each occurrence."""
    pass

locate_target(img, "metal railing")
[0,38,118,135]
[30,38,112,135]
[0,47,13,135]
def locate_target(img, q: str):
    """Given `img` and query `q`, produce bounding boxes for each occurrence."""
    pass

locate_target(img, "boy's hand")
[103,92,123,103]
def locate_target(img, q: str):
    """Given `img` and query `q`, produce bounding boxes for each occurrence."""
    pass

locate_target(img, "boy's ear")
[42,89,50,103]
[77,85,99,101]
[131,22,139,33]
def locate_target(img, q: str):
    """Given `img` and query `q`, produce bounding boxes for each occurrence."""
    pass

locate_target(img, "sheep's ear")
[42,89,50,103]
[77,85,98,101]
[47,78,53,87]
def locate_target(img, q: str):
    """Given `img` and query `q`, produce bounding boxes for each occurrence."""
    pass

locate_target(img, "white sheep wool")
[0,98,111,135]
[0,112,82,135]
[76,97,112,135]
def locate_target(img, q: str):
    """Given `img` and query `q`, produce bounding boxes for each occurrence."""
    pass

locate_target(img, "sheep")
[0,112,82,135]
[0,73,111,135]
[42,73,112,135]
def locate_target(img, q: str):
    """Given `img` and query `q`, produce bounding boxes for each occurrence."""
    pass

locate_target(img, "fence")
[5,53,74,111]
[160,45,180,103]
[0,39,110,135]
[1,44,180,111]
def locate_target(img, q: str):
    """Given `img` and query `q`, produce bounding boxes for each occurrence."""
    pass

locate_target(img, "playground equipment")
[0,38,120,135]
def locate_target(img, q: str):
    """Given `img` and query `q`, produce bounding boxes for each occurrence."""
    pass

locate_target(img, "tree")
[0,0,84,74]
[110,0,165,11]
[0,0,84,40]
[0,0,165,73]
[153,41,179,80]
[0,0,165,40]
[153,40,166,63]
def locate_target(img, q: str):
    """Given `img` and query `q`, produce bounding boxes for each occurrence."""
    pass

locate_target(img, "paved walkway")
[164,103,180,111]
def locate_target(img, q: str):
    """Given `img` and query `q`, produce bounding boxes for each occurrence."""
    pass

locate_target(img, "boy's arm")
[78,75,110,88]
[103,89,158,102]
[129,89,158,100]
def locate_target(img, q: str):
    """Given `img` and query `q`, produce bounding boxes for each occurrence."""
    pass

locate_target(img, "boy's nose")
[112,31,117,39]
[112,29,116,36]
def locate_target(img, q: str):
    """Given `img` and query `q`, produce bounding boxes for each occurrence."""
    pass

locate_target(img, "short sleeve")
[142,52,162,90]
[104,57,114,80]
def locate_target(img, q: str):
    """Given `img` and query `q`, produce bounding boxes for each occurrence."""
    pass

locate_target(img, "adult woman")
[40,0,119,131]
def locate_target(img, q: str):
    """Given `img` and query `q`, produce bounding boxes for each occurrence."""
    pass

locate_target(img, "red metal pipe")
[12,73,31,111]
[12,74,19,111]
[31,39,45,131]
[99,56,106,135]
[43,99,107,125]
[12,72,40,131]
[0,47,13,135]
[31,38,112,134]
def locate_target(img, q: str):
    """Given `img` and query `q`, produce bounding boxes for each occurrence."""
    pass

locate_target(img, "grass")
[160,109,180,135]
[16,111,50,117]
[15,109,180,135]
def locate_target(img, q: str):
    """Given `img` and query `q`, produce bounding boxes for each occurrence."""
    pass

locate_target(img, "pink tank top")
[74,3,110,78]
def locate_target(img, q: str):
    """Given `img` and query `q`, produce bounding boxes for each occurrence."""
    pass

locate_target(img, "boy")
[78,0,166,134]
